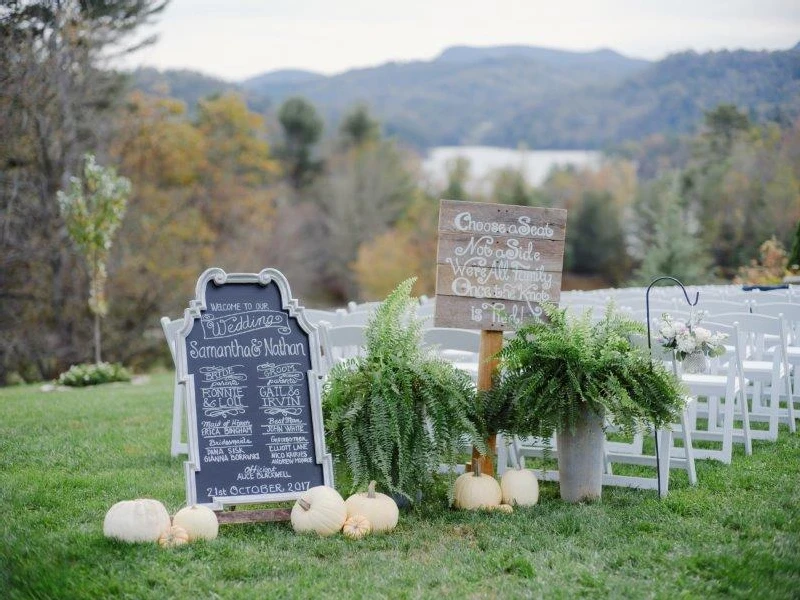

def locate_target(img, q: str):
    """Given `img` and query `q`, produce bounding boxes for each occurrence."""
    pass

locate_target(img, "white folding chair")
[337,310,374,327]
[696,299,752,316]
[317,323,368,373]
[160,316,188,457]
[421,327,481,383]
[711,313,793,439]
[676,320,751,463]
[302,308,346,326]
[751,302,800,431]
[347,300,382,313]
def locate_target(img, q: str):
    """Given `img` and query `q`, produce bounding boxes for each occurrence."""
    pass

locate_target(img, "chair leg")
[679,406,697,485]
[785,374,797,433]
[657,429,672,498]
[768,381,780,441]
[721,388,734,464]
[739,383,752,456]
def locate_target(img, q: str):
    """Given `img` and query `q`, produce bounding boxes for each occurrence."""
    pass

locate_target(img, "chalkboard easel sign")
[176,268,334,512]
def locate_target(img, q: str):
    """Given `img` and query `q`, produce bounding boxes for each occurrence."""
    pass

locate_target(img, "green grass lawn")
[1,373,799,599]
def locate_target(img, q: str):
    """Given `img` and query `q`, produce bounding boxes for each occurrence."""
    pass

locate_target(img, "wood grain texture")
[215,508,292,524]
[435,264,562,303]
[436,232,565,271]
[434,290,554,331]
[438,200,567,241]
[435,200,566,330]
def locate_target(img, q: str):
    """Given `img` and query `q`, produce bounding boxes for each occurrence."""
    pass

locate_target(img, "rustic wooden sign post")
[434,200,567,475]
[176,268,334,523]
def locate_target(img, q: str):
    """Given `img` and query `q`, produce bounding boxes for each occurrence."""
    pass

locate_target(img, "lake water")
[421,146,602,193]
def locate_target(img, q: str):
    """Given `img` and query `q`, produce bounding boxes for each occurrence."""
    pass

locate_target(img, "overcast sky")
[121,0,800,81]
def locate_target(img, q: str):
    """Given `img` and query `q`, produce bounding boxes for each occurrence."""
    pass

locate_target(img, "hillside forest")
[2,1,800,384]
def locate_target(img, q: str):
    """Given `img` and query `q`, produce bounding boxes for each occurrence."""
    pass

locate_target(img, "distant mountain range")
[131,43,800,150]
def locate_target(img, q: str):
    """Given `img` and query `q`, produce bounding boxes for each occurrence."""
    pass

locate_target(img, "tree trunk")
[94,312,102,364]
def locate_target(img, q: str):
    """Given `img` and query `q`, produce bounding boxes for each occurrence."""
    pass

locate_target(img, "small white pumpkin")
[453,459,502,510]
[291,486,347,536]
[344,481,399,533]
[158,525,190,548]
[500,466,540,507]
[173,505,219,541]
[342,514,372,539]
[103,498,171,543]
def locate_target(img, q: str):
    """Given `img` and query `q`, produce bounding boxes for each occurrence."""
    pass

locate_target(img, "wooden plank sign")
[435,200,568,331]
[176,268,333,510]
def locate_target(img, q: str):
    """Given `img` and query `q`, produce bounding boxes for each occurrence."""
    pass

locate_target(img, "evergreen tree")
[339,104,380,148]
[277,97,324,191]
[632,191,712,285]
[567,191,629,285]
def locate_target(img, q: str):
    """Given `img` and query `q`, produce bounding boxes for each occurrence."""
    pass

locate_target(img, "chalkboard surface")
[177,268,333,509]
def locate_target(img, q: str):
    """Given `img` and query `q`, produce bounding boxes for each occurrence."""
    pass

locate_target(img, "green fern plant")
[323,278,478,503]
[494,302,684,440]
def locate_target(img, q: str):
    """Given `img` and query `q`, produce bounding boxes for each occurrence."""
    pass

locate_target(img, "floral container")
[656,311,727,372]
[681,351,710,374]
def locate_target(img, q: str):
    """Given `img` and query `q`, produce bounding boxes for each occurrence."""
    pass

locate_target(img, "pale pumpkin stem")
[368,480,376,498]
[298,498,311,511]
[472,458,482,477]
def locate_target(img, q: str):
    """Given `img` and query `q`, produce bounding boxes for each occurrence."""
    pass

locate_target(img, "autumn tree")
[106,93,214,366]
[194,93,279,266]
[353,193,439,300]
[312,140,417,302]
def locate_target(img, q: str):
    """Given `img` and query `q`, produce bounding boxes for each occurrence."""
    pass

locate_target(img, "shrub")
[56,362,132,387]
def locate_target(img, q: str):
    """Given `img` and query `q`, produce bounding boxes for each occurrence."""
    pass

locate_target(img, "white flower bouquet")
[656,311,728,361]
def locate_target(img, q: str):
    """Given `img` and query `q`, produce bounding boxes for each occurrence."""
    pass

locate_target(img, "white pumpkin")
[103,498,171,543]
[291,486,347,536]
[344,481,399,533]
[453,459,502,510]
[500,466,540,507]
[173,505,219,541]
[342,514,372,539]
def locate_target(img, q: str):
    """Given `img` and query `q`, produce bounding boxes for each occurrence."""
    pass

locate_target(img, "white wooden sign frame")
[175,267,334,509]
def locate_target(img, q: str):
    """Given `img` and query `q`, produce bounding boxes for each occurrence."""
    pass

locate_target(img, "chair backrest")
[700,320,746,382]
[337,310,374,326]
[695,299,751,318]
[318,323,368,372]
[417,302,436,319]
[422,327,481,354]
[710,312,788,362]
[347,300,382,313]
[160,316,184,365]
[750,302,800,344]
[421,327,481,382]
[302,308,345,326]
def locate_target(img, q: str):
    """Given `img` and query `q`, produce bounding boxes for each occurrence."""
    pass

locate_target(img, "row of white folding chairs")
[317,321,481,382]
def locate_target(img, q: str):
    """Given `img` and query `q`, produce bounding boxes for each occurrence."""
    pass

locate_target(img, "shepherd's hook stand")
[645,276,699,498]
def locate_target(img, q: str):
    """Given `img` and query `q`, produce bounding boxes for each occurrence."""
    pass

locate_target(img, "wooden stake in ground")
[472,330,504,476]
